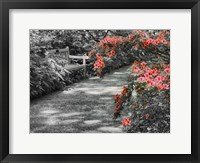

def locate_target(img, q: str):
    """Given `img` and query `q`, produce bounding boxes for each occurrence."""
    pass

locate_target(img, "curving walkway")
[30,66,131,133]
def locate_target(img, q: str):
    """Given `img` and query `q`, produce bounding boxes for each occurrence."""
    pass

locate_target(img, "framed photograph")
[0,0,199,162]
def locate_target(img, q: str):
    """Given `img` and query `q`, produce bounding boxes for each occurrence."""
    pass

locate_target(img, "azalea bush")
[88,35,135,77]
[113,61,170,132]
[88,30,170,133]
[89,30,170,77]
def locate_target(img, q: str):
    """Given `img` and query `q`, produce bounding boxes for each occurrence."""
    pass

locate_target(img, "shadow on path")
[30,66,131,133]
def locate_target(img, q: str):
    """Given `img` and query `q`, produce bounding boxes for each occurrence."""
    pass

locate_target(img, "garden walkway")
[30,66,131,133]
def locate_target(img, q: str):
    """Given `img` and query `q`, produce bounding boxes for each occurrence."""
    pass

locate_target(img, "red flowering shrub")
[88,30,170,132]
[88,35,132,77]
[94,53,106,76]
[89,30,170,76]
[122,117,131,127]
[131,61,170,92]
[113,61,170,132]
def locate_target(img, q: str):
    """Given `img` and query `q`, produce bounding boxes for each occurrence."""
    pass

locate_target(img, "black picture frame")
[0,0,199,162]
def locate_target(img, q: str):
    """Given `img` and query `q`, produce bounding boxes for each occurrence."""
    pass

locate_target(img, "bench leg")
[83,66,86,79]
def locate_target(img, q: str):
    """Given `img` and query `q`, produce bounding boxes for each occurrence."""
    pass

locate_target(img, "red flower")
[141,33,147,37]
[145,67,151,72]
[122,86,127,95]
[149,79,156,86]
[96,53,102,58]
[155,76,163,83]
[162,39,168,45]
[164,67,170,74]
[140,61,147,68]
[115,107,120,112]
[157,84,163,92]
[149,69,157,76]
[128,34,133,39]
[114,94,120,100]
[133,66,142,74]
[122,117,131,127]
[137,77,145,81]
[106,49,115,57]
[117,98,122,105]
[144,73,150,79]
[145,113,150,119]
[94,57,105,69]
[134,44,139,50]
[162,84,169,89]
[155,39,160,45]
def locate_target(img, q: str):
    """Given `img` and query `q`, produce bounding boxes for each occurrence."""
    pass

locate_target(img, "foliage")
[113,61,170,132]
[107,30,170,133]
[89,36,134,77]
[30,53,68,99]
[30,30,118,99]
[88,30,170,132]
[89,30,169,77]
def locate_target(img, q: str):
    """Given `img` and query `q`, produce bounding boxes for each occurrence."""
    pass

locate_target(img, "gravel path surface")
[30,66,131,133]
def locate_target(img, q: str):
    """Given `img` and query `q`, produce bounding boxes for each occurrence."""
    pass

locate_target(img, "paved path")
[30,66,131,133]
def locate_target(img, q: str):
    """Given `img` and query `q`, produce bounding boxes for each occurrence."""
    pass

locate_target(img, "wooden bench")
[45,46,90,78]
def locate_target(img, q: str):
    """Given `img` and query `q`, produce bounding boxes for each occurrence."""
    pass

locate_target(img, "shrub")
[88,30,170,133]
[89,30,170,77]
